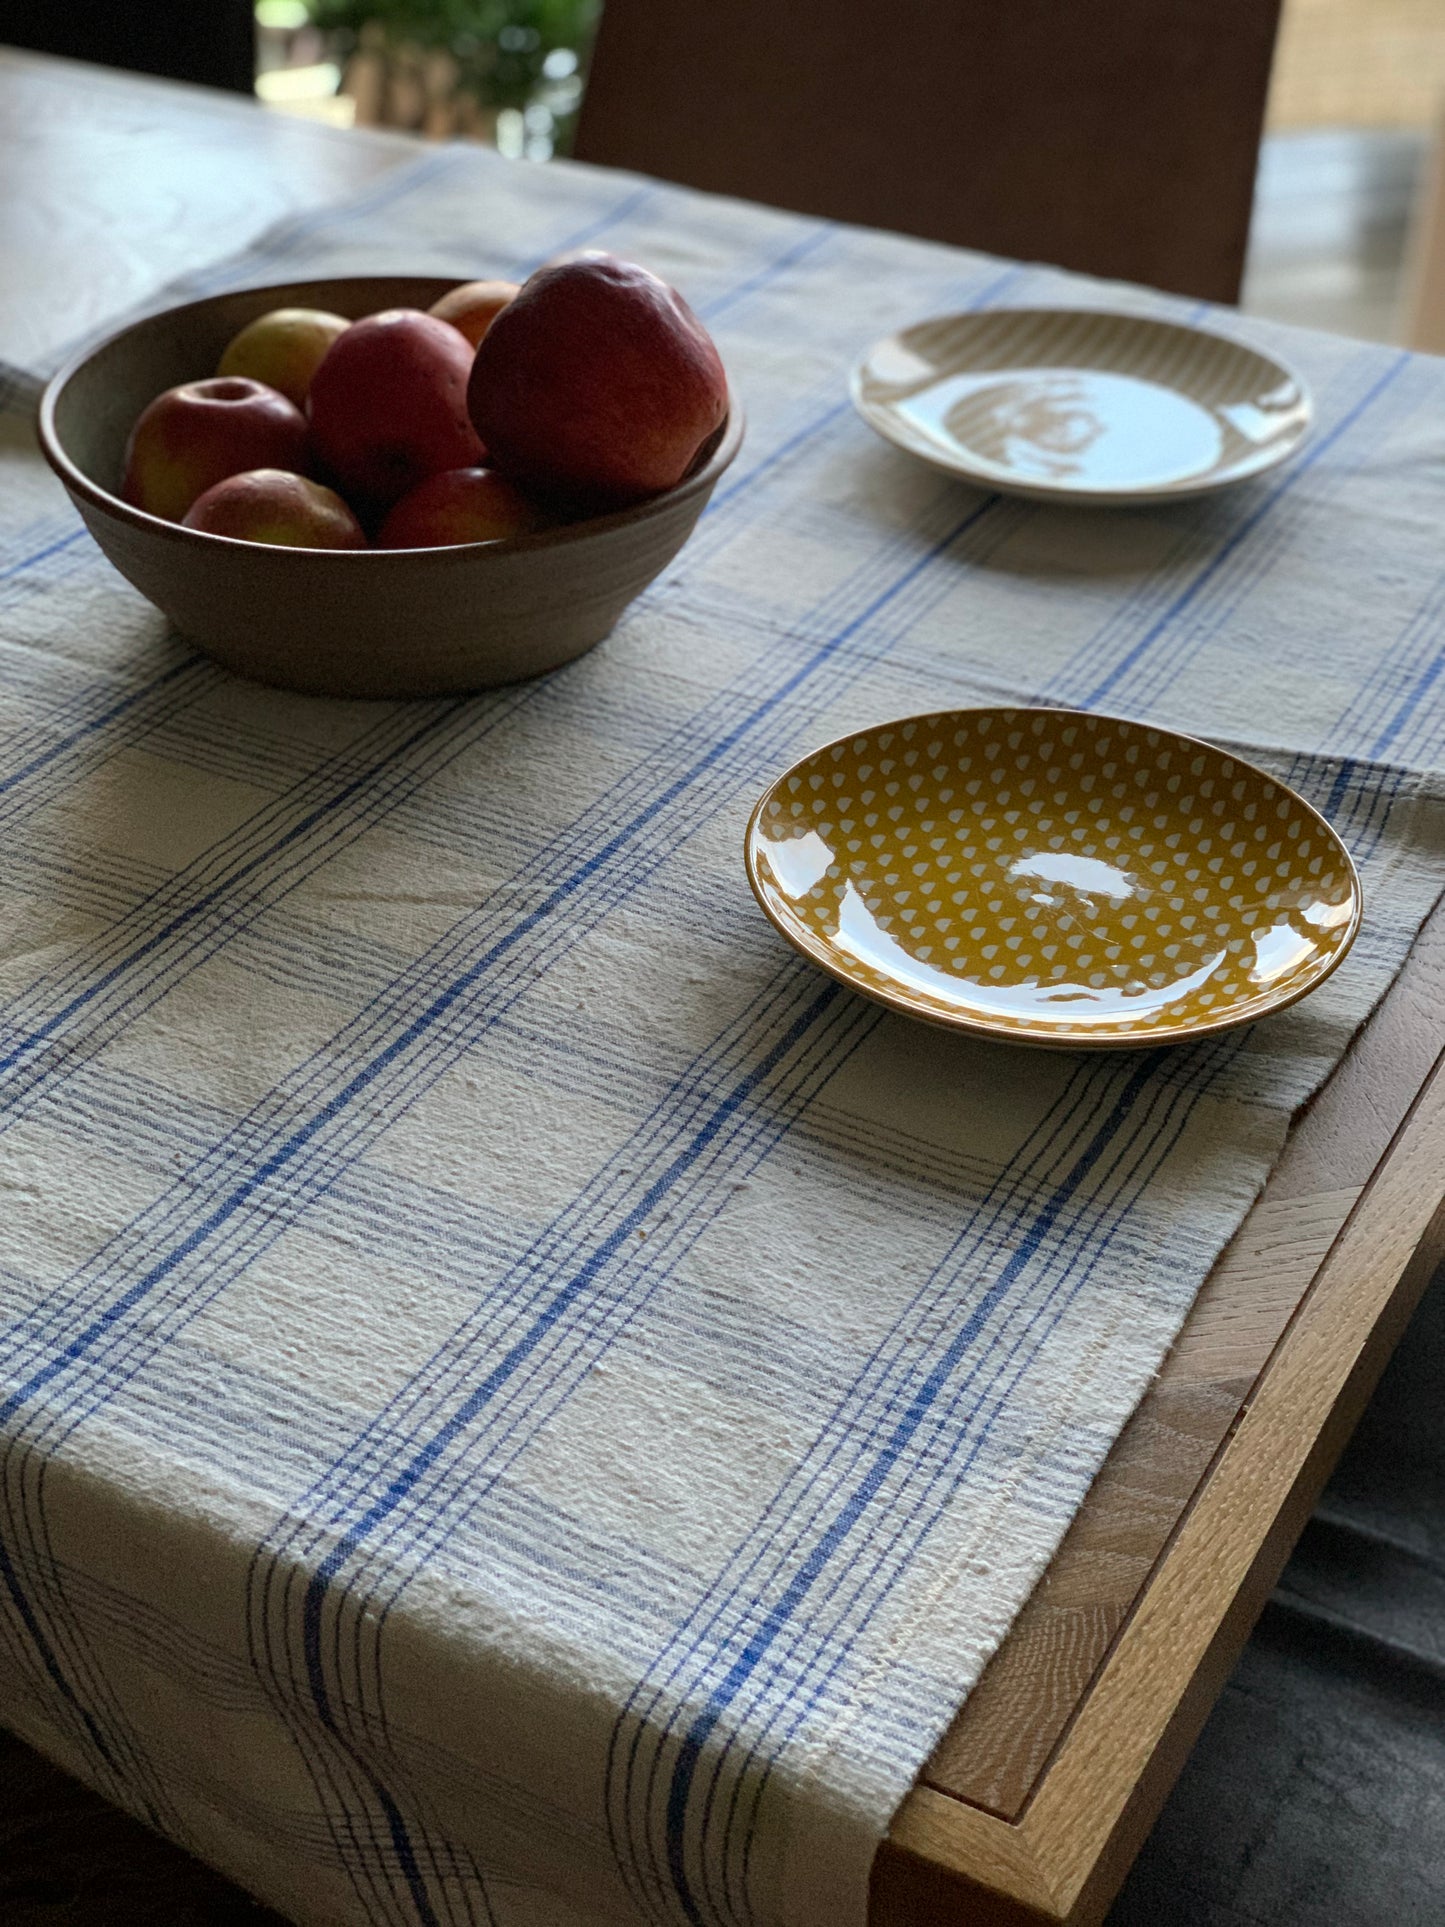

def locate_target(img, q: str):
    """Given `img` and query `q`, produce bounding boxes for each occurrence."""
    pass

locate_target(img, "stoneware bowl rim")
[36,274,745,562]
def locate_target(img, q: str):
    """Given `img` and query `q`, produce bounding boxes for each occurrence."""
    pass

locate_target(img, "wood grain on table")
[0,47,414,372]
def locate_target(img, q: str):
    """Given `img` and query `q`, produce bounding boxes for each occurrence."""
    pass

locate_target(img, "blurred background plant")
[254,0,600,155]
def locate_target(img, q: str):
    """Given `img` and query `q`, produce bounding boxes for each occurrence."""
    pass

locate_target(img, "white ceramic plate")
[850,308,1312,505]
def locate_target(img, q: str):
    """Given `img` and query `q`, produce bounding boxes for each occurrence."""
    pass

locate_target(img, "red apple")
[218,307,351,408]
[122,377,309,523]
[377,467,550,548]
[466,252,728,507]
[182,469,367,550]
[428,279,520,349]
[307,309,484,517]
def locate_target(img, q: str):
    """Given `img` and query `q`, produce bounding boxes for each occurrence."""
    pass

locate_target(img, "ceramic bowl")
[745,707,1360,1049]
[38,276,743,699]
[851,308,1311,505]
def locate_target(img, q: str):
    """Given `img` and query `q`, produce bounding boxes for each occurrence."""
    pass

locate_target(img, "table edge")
[874,1019,1445,1924]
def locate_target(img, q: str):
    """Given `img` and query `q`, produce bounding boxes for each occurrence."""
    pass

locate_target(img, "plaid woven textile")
[2,145,1445,1927]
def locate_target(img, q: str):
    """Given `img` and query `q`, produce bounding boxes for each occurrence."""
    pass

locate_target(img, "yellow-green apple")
[466,252,728,506]
[307,309,484,518]
[218,307,350,408]
[427,280,520,349]
[182,469,367,549]
[121,377,309,523]
[377,466,549,548]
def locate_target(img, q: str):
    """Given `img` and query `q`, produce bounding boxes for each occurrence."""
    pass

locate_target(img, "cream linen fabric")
[1,146,1444,1927]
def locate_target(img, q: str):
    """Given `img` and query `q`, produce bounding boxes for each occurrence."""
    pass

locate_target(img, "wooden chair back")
[0,0,254,92]
[575,0,1283,303]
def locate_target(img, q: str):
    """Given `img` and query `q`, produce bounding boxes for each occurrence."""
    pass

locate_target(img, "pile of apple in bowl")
[38,257,742,698]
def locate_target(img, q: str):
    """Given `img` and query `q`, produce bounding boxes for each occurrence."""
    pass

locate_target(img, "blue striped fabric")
[1,145,1444,1927]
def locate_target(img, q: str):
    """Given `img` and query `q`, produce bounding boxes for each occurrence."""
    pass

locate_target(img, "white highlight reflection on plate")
[1249,920,1321,985]
[1008,851,1137,902]
[763,829,835,899]
[827,880,1231,1027]
[896,368,1225,491]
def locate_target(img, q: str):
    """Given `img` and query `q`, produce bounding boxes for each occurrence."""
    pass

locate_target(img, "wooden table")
[0,47,413,371]
[3,46,1444,1927]
[878,911,1445,1925]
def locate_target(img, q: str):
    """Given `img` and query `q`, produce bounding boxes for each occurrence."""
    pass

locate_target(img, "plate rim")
[743,705,1362,1051]
[848,306,1315,506]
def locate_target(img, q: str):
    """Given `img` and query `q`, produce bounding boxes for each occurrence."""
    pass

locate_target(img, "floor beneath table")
[1108,1254,1445,1927]
[0,1728,281,1924]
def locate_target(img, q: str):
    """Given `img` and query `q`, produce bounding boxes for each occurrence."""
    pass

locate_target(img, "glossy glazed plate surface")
[851,308,1312,504]
[745,708,1360,1049]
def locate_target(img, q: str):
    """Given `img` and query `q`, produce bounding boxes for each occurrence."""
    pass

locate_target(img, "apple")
[466,252,728,507]
[307,309,485,518]
[377,467,549,548]
[428,279,520,349]
[122,376,309,523]
[182,469,367,549]
[218,306,351,409]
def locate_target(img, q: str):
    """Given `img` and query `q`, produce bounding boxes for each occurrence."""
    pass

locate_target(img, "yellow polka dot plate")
[744,709,1361,1049]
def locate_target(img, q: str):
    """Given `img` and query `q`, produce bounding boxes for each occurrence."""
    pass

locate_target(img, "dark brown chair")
[0,0,255,93]
[575,0,1283,303]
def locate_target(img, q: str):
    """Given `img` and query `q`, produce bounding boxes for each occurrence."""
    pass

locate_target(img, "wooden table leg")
[1400,105,1445,351]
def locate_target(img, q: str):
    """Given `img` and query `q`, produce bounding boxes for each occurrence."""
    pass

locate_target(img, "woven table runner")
[2,146,1444,1927]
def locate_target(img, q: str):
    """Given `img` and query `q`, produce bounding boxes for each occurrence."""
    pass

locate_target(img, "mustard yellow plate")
[744,709,1361,1049]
